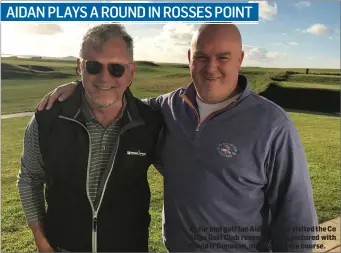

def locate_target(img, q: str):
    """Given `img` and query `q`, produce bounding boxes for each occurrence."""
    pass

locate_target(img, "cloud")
[304,24,330,34]
[134,23,195,63]
[1,23,84,58]
[162,23,195,46]
[273,41,298,47]
[295,24,335,35]
[134,25,286,65]
[134,24,287,65]
[243,45,286,62]
[328,33,340,40]
[288,41,299,46]
[74,23,94,29]
[249,1,278,20]
[16,24,63,35]
[306,24,329,34]
[294,1,311,8]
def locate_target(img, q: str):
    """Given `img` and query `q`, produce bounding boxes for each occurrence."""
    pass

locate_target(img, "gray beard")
[84,88,119,109]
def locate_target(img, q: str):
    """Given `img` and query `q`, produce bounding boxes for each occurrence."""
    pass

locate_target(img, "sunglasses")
[80,58,129,78]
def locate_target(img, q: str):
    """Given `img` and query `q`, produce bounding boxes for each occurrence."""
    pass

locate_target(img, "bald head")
[191,24,242,51]
[188,23,245,104]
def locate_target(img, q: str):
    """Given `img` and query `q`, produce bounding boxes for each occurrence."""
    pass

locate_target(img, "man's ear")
[129,62,136,83]
[188,49,191,63]
[76,66,81,76]
[130,62,136,73]
[76,58,81,75]
[240,51,245,63]
[238,51,245,69]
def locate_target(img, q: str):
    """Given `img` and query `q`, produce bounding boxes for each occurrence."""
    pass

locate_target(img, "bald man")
[36,24,318,252]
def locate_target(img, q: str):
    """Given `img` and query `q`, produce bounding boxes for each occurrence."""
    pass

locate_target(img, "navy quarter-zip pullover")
[145,74,318,252]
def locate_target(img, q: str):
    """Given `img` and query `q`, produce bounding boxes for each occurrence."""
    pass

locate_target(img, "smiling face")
[78,37,135,109]
[188,24,244,104]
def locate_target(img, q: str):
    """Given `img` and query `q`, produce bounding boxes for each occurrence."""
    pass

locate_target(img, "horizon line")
[1,54,339,70]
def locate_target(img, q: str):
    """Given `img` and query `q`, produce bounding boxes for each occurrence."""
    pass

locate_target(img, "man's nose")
[98,65,113,81]
[205,58,219,74]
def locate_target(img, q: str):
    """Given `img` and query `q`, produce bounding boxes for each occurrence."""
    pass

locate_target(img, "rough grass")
[278,81,340,91]
[288,113,340,223]
[287,74,340,85]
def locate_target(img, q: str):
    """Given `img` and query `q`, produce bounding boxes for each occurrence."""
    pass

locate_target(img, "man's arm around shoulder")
[141,92,171,113]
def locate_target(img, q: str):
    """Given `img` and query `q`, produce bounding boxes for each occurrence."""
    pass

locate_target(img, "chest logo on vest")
[217,143,238,158]
[127,150,146,156]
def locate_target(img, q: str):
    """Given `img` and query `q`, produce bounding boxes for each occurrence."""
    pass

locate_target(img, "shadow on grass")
[136,61,160,67]
[2,71,76,80]
[18,65,54,71]
[2,63,76,80]
[259,83,340,115]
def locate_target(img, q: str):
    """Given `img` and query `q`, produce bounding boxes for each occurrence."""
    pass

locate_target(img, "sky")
[1,1,340,69]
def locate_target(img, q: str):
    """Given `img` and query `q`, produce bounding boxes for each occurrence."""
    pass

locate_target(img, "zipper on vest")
[92,211,98,252]
[59,116,139,252]
[92,136,121,251]
[59,116,97,252]
[195,124,201,133]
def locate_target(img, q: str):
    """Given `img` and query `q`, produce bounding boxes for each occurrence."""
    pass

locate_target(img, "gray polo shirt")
[81,94,126,203]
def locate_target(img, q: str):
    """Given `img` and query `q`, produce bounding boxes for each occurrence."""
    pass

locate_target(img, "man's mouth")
[204,77,221,81]
[98,87,113,90]
[95,85,116,90]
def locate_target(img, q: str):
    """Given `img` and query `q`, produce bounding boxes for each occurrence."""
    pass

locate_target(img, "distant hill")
[59,56,78,61]
[2,54,78,61]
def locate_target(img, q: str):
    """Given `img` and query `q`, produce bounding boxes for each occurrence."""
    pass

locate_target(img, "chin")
[93,98,117,108]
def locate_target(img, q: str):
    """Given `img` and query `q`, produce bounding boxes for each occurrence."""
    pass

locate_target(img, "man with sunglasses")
[18,24,163,252]
[34,23,318,252]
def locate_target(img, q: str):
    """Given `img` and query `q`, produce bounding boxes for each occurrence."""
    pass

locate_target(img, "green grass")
[238,67,339,74]
[287,74,340,85]
[3,58,76,69]
[2,78,78,114]
[2,111,340,252]
[287,112,340,222]
[278,81,340,90]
